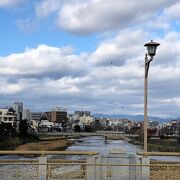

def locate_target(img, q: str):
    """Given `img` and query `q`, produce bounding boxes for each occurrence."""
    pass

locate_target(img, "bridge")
[38,131,138,138]
[0,150,180,180]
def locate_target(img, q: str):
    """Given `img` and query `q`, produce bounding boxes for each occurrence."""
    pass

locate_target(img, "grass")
[128,139,180,152]
[16,139,72,151]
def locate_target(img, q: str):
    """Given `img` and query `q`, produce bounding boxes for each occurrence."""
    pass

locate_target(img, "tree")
[0,123,16,137]
[147,128,157,138]
[85,125,93,132]
[19,120,28,136]
[74,125,81,132]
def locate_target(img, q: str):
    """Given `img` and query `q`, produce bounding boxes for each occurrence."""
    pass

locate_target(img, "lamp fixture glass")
[144,40,160,57]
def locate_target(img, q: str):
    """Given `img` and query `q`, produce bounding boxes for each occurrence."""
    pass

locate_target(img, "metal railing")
[0,150,98,156]
[0,161,180,180]
[137,151,180,156]
[38,131,138,137]
[0,151,180,180]
[0,151,98,180]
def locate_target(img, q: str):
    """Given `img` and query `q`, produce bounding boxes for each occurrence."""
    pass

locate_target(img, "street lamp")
[143,40,160,155]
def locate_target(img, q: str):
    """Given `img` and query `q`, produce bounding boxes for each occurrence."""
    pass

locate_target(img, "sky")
[1,0,180,117]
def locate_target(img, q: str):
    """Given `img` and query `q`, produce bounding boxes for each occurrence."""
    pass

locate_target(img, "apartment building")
[45,107,67,126]
[0,108,17,126]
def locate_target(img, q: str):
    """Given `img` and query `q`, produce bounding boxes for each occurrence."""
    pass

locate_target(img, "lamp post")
[144,40,160,154]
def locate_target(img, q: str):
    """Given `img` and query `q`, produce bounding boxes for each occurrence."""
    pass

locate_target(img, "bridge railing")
[0,151,180,180]
[38,131,138,137]
[0,161,180,180]
[0,151,98,180]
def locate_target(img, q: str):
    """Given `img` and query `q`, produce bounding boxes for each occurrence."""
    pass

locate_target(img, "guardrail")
[0,150,98,156]
[38,131,138,137]
[137,151,180,156]
[0,161,180,180]
[0,151,98,180]
[0,151,180,180]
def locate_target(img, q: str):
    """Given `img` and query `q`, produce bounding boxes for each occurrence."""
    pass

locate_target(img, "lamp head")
[144,40,160,58]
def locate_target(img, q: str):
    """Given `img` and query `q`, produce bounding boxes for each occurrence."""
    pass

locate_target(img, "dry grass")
[15,139,71,151]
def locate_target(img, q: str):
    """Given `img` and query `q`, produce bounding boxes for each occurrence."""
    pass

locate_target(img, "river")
[67,136,180,162]
[0,136,180,162]
[68,136,140,155]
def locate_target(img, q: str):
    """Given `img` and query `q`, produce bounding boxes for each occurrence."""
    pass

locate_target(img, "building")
[75,111,91,117]
[79,114,93,125]
[99,118,110,128]
[73,111,93,125]
[39,120,54,128]
[12,102,23,120]
[148,120,159,128]
[0,108,17,127]
[45,107,67,126]
[28,120,39,133]
[30,112,42,121]
[22,109,31,120]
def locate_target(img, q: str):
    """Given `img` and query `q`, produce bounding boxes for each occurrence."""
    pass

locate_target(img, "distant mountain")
[93,113,173,123]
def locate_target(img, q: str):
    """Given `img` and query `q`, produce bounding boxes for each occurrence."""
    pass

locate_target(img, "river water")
[67,136,180,162]
[0,136,180,162]
[68,136,140,155]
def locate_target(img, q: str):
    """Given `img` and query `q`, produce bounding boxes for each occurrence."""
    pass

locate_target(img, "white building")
[28,119,39,133]
[0,108,17,126]
[39,120,54,128]
[79,114,93,125]
[72,111,94,125]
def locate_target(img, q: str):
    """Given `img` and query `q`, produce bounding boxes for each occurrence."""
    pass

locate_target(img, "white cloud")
[2,0,180,117]
[14,0,179,35]
[0,44,89,77]
[160,98,180,106]
[153,32,180,67]
[146,16,170,30]
[35,0,62,18]
[1,26,180,116]
[89,29,146,66]
[0,78,24,94]
[57,0,176,34]
[164,2,180,19]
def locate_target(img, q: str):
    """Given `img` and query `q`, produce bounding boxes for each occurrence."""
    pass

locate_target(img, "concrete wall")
[87,151,150,180]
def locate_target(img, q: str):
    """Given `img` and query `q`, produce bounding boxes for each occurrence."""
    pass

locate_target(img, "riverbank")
[129,139,180,152]
[6,133,180,152]
[14,134,130,151]
[15,138,72,151]
[102,134,180,152]
[0,135,38,150]
[106,134,131,141]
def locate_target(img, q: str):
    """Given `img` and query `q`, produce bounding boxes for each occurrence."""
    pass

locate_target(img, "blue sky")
[1,0,180,118]
[0,5,97,56]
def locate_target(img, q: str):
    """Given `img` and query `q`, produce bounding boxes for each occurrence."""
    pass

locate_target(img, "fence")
[0,161,180,180]
[0,151,180,180]
[38,131,138,138]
